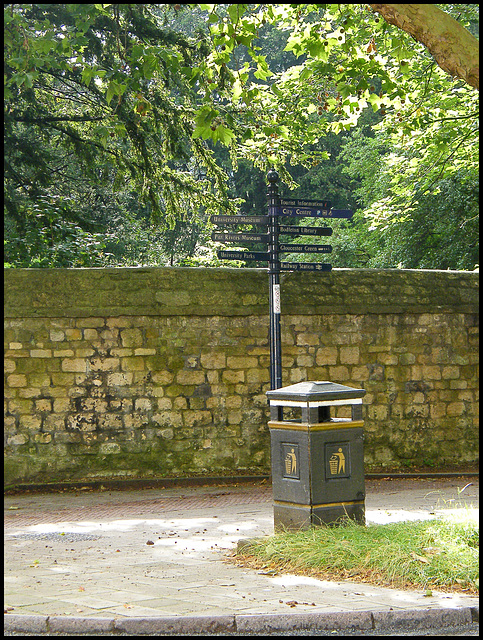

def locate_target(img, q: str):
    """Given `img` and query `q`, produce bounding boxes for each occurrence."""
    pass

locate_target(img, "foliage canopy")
[4,3,479,269]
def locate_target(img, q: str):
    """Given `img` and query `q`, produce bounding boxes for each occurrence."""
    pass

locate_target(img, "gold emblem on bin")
[285,448,297,475]
[281,443,300,479]
[329,448,346,475]
[325,442,350,479]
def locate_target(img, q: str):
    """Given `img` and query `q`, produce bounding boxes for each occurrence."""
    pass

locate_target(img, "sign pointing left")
[217,250,269,262]
[212,232,269,243]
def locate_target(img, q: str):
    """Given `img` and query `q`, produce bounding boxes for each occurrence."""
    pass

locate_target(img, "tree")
[4,3,238,266]
[195,4,478,268]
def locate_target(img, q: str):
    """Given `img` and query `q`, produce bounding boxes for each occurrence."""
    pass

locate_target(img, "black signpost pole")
[211,172,350,398]
[267,169,283,394]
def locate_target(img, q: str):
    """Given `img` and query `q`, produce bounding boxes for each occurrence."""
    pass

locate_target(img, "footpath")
[4,476,479,635]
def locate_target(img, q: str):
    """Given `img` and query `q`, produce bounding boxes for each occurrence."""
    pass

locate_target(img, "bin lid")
[266,381,365,405]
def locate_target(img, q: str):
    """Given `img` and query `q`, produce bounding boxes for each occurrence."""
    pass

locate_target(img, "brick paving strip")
[4,486,273,528]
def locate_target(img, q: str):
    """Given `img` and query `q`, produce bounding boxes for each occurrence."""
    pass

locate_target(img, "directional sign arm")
[212,232,269,243]
[280,199,331,208]
[210,215,270,225]
[280,262,332,272]
[279,225,333,236]
[217,250,269,261]
[279,243,332,253]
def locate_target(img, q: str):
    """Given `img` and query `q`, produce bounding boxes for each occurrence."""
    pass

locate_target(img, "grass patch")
[232,510,478,594]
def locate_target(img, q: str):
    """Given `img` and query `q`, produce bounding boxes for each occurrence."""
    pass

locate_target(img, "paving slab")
[4,477,479,634]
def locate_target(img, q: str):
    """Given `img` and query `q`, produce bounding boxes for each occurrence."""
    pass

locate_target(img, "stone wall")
[4,267,479,486]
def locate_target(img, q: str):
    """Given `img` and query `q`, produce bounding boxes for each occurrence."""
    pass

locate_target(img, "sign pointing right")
[279,206,352,219]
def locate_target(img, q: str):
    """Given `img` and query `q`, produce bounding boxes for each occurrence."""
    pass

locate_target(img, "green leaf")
[212,124,235,145]
[106,81,116,105]
[227,5,240,23]
[81,67,93,85]
[232,78,243,102]
[192,124,212,140]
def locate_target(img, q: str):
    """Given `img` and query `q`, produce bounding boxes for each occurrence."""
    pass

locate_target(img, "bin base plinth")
[273,500,365,532]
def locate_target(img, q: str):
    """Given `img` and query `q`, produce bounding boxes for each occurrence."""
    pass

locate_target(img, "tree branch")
[369,4,479,90]
[14,115,106,124]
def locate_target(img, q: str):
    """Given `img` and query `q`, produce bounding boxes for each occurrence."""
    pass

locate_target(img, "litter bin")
[266,381,366,531]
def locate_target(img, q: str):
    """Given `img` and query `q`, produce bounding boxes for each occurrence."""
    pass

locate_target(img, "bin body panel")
[310,427,365,505]
[269,422,365,530]
[270,428,311,505]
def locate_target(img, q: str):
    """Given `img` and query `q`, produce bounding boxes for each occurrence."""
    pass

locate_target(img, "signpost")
[212,232,269,243]
[211,169,352,390]
[211,173,363,533]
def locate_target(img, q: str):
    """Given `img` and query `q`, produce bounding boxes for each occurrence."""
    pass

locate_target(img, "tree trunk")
[369,4,479,90]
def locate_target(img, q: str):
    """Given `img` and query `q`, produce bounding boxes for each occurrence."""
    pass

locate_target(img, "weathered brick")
[62,358,88,373]
[51,373,75,386]
[121,328,143,347]
[442,365,460,379]
[183,410,212,427]
[8,398,33,414]
[76,318,105,328]
[316,347,338,366]
[50,330,65,342]
[422,365,442,380]
[89,357,120,372]
[134,398,153,411]
[106,317,132,328]
[296,354,314,368]
[7,434,29,446]
[222,370,245,384]
[75,348,96,357]
[447,402,466,416]
[19,415,42,429]
[120,357,145,371]
[98,415,124,430]
[7,374,27,387]
[246,368,270,384]
[200,352,226,369]
[107,372,133,386]
[34,432,52,444]
[53,349,75,358]
[35,398,52,412]
[4,359,16,373]
[328,366,350,381]
[65,328,83,340]
[176,370,206,385]
[134,348,156,356]
[296,333,319,346]
[53,398,71,414]
[339,347,360,365]
[226,356,258,369]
